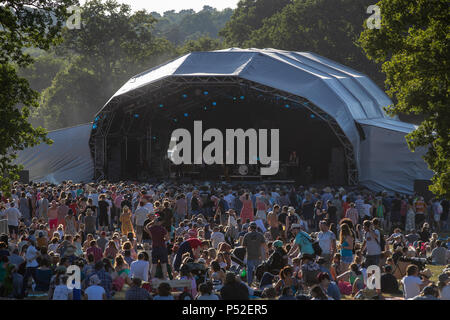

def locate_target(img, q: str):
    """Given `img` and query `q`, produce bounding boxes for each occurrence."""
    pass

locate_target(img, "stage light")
[159,104,164,108]
[212,102,217,106]
[94,116,99,122]
[204,106,208,110]
[203,91,209,95]
[134,114,139,118]
[184,113,188,117]
[152,136,157,140]
[173,118,178,122]
[285,104,290,108]
[310,114,315,119]
[240,96,245,100]
[182,94,188,99]
[92,124,97,129]
[233,97,237,101]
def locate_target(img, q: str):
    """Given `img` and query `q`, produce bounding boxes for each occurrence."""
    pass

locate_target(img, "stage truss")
[90,76,359,185]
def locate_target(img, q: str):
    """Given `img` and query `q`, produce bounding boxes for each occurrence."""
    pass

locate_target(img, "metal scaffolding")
[90,76,359,184]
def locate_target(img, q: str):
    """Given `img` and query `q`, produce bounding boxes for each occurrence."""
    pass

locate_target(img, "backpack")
[312,240,322,256]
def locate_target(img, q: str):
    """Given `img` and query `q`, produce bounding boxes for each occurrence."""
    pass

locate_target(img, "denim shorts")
[342,255,353,264]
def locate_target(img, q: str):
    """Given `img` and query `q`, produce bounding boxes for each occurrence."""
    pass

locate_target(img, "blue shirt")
[294,231,314,255]
[326,281,341,300]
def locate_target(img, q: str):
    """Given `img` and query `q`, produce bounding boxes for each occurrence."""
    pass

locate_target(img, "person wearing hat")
[410,284,440,300]
[266,240,288,276]
[287,224,315,259]
[84,274,106,300]
[242,221,266,286]
[437,272,450,300]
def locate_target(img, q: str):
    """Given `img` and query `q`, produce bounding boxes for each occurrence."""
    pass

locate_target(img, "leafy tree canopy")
[0,0,76,194]
[359,0,449,197]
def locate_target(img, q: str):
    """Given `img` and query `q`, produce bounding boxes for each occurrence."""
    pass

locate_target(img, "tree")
[231,0,384,88]
[179,36,224,55]
[37,0,177,129]
[220,0,292,47]
[359,0,449,197]
[0,0,75,194]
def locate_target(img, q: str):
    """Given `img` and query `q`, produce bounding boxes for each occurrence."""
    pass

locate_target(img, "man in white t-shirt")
[317,221,336,267]
[84,274,106,300]
[210,227,225,249]
[401,264,430,299]
[224,191,235,210]
[362,220,381,267]
[355,196,365,221]
[362,201,372,220]
[23,240,40,296]
[134,202,150,243]
[130,252,150,282]
[3,202,21,239]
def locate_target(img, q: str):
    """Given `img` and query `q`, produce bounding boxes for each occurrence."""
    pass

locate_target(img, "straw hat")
[421,268,433,279]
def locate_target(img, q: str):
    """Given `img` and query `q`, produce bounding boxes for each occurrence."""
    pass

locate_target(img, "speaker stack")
[328,148,345,185]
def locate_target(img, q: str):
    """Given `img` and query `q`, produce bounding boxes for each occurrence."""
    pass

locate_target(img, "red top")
[148,225,167,248]
[186,238,202,250]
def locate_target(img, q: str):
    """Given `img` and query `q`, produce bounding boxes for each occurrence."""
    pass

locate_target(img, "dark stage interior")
[101,85,347,185]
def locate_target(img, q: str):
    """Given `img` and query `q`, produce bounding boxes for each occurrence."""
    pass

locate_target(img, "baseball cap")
[273,240,283,248]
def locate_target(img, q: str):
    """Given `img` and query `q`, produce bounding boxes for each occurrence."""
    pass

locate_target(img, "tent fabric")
[14,123,93,183]
[15,48,433,193]
[359,123,433,194]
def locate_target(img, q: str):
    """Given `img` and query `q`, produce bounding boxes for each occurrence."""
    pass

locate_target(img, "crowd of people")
[0,180,449,300]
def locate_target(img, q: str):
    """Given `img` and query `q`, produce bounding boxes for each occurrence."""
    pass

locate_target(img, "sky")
[81,0,240,14]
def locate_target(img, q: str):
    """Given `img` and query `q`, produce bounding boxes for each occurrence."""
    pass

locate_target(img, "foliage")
[178,36,224,55]
[220,0,291,47]
[224,0,384,88]
[359,0,449,197]
[36,0,177,129]
[0,0,76,194]
[152,6,233,45]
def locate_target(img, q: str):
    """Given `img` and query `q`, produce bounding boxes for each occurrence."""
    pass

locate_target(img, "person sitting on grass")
[380,265,402,295]
[153,282,174,300]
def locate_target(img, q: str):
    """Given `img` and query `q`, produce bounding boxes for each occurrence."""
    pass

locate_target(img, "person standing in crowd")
[240,193,254,223]
[37,193,49,222]
[317,221,336,268]
[242,222,266,286]
[288,224,315,259]
[146,217,169,280]
[18,192,31,226]
[120,206,134,237]
[339,223,354,270]
[97,194,110,232]
[134,201,149,244]
[2,202,21,241]
[361,220,381,267]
